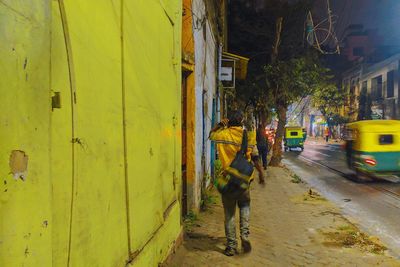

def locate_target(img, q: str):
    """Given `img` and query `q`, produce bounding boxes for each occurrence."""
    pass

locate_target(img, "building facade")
[360,54,400,120]
[340,54,400,122]
[181,0,221,214]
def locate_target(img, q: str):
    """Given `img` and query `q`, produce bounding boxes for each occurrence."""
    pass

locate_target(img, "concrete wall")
[0,1,182,266]
[189,0,218,209]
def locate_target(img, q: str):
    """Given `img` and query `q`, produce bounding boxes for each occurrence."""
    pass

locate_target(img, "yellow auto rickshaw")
[284,126,304,151]
[346,120,400,181]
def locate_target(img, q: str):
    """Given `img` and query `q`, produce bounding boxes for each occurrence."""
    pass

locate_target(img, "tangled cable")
[305,0,340,55]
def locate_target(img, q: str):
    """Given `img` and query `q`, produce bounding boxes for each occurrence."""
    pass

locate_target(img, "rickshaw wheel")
[355,170,373,183]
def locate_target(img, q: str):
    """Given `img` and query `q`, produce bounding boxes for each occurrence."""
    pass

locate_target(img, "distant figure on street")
[324,126,330,143]
[209,110,255,256]
[247,123,265,184]
[256,124,268,169]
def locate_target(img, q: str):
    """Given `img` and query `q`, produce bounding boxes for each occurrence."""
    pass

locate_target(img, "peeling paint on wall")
[9,150,28,180]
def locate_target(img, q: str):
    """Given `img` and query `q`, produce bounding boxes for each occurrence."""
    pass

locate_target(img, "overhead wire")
[305,0,340,55]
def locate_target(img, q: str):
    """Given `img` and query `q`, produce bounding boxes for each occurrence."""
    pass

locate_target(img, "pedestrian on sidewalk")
[251,144,265,184]
[247,122,265,184]
[256,124,268,170]
[324,126,330,143]
[209,110,255,256]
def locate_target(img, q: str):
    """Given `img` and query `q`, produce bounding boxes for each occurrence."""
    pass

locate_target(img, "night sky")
[314,0,400,46]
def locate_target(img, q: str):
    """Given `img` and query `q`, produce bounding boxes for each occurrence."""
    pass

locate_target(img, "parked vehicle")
[345,120,400,182]
[284,126,304,151]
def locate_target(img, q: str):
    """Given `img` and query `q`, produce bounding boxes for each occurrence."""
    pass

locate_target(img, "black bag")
[216,129,254,194]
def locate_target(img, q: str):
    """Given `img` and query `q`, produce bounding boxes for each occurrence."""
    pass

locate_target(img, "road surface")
[283,139,400,257]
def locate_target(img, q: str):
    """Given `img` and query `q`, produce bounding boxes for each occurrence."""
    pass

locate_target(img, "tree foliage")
[265,55,336,165]
[228,0,337,165]
[265,56,331,107]
[312,82,348,126]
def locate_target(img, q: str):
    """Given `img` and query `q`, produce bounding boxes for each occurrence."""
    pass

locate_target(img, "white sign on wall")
[220,67,233,81]
[221,59,235,88]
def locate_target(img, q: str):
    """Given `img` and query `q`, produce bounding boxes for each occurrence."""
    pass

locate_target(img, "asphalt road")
[283,139,400,257]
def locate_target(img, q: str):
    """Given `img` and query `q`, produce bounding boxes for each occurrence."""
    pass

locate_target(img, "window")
[353,47,364,56]
[290,132,299,137]
[387,70,395,98]
[379,134,393,145]
[371,75,383,99]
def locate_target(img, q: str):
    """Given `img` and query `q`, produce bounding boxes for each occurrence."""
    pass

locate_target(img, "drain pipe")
[217,43,223,121]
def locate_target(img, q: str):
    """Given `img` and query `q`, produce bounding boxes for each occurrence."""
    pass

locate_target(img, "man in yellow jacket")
[209,110,256,256]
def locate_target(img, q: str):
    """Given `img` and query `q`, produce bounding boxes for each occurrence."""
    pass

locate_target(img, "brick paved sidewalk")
[167,167,399,267]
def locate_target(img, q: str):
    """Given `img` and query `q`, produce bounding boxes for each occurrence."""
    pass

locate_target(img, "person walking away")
[256,124,268,170]
[248,124,265,184]
[324,126,330,143]
[250,144,265,184]
[209,111,255,256]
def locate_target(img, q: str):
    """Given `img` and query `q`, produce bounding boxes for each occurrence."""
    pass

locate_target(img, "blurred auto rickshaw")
[346,120,400,182]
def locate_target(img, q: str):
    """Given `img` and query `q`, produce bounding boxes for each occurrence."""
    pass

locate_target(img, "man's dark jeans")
[221,189,250,249]
[257,145,268,168]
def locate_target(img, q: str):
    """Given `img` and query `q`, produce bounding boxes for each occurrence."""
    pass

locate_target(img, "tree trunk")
[269,17,284,167]
[271,17,283,63]
[269,103,287,166]
[260,110,268,127]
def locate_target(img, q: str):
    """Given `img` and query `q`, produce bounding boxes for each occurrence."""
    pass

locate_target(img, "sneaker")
[241,239,252,253]
[223,247,237,257]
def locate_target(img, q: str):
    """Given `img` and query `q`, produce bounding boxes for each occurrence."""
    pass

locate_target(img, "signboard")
[221,59,235,88]
[220,67,233,81]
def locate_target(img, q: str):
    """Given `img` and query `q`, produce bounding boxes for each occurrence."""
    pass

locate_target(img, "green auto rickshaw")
[284,126,304,151]
[346,120,400,182]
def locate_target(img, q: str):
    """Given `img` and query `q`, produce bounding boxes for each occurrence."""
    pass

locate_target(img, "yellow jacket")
[210,126,256,170]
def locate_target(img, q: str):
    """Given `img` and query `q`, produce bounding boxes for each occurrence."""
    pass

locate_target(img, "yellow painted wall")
[1,0,182,266]
[182,0,199,211]
[0,1,52,266]
[50,1,73,266]
[123,0,182,259]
